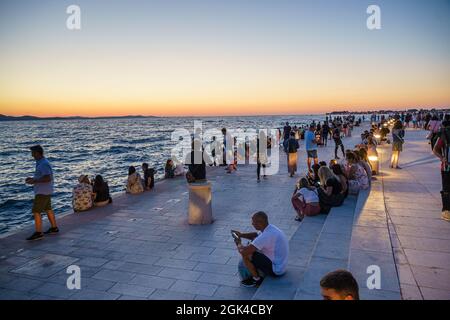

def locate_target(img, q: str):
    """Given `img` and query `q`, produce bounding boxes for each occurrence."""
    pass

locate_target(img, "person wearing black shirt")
[287,132,299,177]
[283,122,292,152]
[185,140,212,182]
[333,128,345,159]
[221,128,228,166]
[93,175,112,206]
[165,159,176,179]
[142,163,156,190]
[322,122,329,146]
[256,131,268,182]
[317,166,344,214]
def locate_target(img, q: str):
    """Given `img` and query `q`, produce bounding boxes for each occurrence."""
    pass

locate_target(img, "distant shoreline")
[0,115,157,122]
[1,108,448,121]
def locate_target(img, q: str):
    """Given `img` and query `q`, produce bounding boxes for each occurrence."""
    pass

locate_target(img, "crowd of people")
[23,110,448,299]
[278,115,375,221]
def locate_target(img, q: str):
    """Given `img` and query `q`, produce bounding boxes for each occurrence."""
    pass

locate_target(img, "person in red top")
[433,118,450,222]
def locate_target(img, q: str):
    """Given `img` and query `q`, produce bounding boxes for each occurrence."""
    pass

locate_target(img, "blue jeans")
[237,252,276,280]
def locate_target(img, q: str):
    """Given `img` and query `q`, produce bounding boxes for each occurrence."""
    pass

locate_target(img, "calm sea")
[0,114,328,234]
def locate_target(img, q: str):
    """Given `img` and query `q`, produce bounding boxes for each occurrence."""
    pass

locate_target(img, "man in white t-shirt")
[232,211,289,287]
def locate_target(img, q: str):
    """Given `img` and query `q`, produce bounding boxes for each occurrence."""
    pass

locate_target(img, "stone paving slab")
[377,129,450,300]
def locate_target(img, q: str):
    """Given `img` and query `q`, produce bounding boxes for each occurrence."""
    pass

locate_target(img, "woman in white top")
[126,166,144,194]
[291,177,320,221]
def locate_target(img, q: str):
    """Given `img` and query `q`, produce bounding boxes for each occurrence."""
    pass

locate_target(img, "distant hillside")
[0,114,156,121]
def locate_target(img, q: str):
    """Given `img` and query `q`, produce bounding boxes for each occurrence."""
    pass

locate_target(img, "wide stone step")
[294,196,358,299]
[253,195,359,300]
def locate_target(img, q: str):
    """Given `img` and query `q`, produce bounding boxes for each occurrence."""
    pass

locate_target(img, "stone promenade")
[0,124,447,300]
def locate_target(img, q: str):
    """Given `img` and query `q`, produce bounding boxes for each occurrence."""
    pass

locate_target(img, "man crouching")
[232,211,289,287]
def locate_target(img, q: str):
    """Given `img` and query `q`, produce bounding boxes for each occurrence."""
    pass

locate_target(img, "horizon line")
[2,106,449,119]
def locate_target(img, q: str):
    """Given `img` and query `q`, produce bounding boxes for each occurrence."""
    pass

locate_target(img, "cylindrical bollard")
[188,181,213,224]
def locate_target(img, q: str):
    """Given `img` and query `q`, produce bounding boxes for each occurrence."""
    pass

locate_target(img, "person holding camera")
[231,212,289,288]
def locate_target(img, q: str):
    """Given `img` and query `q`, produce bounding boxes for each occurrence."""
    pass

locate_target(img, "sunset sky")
[0,0,449,117]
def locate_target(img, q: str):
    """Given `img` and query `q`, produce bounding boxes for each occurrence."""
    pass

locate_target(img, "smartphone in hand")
[231,230,241,245]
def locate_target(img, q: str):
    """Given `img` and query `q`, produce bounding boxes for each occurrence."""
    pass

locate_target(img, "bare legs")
[33,210,58,233]
[391,151,400,168]
[241,253,259,278]
[307,157,318,173]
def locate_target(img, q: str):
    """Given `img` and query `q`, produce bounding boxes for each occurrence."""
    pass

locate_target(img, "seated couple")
[292,166,347,219]
[126,163,156,194]
[232,211,289,288]
[73,175,112,213]
[164,159,185,179]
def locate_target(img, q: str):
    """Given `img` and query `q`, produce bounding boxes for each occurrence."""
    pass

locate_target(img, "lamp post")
[368,151,379,175]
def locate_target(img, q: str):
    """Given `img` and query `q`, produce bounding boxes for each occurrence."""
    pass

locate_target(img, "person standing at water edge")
[25,145,59,241]
[256,130,268,182]
[282,122,291,152]
[333,127,345,159]
[305,124,318,173]
[433,119,450,222]
[391,120,405,169]
[287,131,299,177]
[321,121,329,146]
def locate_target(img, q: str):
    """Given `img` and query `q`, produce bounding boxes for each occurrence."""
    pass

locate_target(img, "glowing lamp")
[368,154,379,175]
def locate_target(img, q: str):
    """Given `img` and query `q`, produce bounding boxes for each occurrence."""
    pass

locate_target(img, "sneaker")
[442,211,450,222]
[44,227,59,235]
[26,232,44,241]
[295,215,304,222]
[241,277,264,288]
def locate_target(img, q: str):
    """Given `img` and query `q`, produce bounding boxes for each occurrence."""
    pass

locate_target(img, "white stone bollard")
[188,181,213,224]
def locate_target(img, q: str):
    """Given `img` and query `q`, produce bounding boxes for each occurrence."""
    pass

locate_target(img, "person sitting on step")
[231,211,289,288]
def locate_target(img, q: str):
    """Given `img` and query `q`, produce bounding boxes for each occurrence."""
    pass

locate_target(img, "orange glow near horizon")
[1,1,449,118]
[1,46,449,117]
[1,58,449,117]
